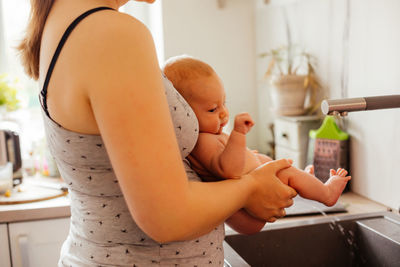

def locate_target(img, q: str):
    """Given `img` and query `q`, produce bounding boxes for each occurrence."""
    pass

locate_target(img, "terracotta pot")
[270,74,309,116]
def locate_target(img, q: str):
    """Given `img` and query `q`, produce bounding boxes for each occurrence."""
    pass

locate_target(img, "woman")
[18,0,297,266]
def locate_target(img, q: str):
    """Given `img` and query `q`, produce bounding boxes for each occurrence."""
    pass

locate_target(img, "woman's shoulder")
[107,10,147,30]
[76,9,158,84]
[85,10,152,43]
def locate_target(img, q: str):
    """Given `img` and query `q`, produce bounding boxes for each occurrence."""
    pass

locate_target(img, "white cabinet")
[8,217,70,267]
[0,223,11,267]
[274,116,321,169]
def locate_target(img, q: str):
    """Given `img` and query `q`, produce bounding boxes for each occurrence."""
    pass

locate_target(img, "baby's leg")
[278,167,351,207]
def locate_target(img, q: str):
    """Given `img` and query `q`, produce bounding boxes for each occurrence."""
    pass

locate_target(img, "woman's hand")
[243,159,297,222]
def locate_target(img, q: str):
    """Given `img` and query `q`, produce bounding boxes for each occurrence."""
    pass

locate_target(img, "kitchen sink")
[224,211,400,267]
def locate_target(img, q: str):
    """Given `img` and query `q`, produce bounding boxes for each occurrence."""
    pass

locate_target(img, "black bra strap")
[40,6,115,118]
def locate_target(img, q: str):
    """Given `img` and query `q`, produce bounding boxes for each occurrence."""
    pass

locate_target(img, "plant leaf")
[264,59,276,78]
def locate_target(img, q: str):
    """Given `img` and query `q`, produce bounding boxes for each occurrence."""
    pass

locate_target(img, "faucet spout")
[321,95,400,116]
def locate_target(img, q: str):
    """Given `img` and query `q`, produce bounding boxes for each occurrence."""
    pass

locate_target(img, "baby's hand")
[234,113,254,134]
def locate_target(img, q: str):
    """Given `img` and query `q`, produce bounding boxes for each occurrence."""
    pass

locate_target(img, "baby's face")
[186,74,229,134]
[188,74,229,134]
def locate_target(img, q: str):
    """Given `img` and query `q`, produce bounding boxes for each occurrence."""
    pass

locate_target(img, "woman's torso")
[39,3,225,266]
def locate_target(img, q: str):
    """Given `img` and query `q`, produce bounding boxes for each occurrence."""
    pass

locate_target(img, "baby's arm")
[226,209,266,235]
[190,113,254,179]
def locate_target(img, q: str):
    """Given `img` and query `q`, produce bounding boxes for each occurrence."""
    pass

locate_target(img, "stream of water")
[309,204,367,265]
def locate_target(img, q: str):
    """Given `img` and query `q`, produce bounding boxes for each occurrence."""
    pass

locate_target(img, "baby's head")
[163,55,229,134]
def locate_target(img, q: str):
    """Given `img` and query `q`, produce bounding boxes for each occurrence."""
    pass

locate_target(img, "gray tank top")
[40,7,224,267]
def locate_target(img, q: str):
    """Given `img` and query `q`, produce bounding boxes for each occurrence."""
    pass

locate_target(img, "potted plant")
[260,45,321,116]
[0,73,20,115]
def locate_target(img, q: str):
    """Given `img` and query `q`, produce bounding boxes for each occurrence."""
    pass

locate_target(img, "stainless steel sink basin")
[224,211,400,267]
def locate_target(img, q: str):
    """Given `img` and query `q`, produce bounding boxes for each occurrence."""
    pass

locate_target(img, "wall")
[256,0,400,209]
[0,1,5,73]
[161,0,259,148]
[346,0,400,210]
[122,1,165,65]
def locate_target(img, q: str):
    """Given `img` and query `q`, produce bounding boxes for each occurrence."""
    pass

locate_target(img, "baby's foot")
[324,168,351,207]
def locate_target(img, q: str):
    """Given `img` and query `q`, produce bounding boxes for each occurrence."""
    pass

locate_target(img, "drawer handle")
[281,133,289,139]
[18,235,30,267]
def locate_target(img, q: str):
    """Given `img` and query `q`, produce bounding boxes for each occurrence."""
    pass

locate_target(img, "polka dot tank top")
[39,7,225,267]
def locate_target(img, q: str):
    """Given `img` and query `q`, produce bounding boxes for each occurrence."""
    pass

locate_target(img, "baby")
[163,55,351,233]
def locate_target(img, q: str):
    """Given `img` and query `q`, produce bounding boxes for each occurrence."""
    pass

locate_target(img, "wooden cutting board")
[0,178,68,205]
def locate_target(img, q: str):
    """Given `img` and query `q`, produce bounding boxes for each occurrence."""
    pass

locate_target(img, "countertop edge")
[0,204,71,223]
[0,194,71,223]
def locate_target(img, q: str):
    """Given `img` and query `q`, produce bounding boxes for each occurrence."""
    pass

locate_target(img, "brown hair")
[17,0,55,80]
[163,55,216,96]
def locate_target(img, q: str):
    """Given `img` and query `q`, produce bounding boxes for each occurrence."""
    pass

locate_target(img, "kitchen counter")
[0,176,70,223]
[275,191,392,224]
[0,179,391,224]
[0,195,70,223]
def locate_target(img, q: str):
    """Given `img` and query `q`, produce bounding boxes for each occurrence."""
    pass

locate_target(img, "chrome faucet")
[321,95,400,116]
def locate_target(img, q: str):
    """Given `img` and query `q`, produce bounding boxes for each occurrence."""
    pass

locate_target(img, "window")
[0,0,41,162]
[121,1,164,64]
[0,0,164,173]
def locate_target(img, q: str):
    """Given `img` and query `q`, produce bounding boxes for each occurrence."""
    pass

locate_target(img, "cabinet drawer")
[0,224,11,267]
[275,146,304,169]
[9,217,70,267]
[274,119,302,150]
[274,117,321,152]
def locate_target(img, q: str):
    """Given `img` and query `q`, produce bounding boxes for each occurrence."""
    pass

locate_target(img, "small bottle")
[0,162,13,194]
[23,151,36,176]
[41,159,50,177]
